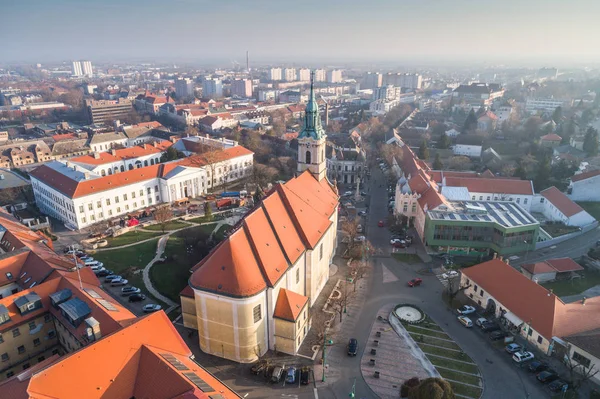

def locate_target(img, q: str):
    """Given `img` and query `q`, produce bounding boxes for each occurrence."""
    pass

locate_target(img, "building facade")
[231,79,252,98]
[175,78,194,99]
[270,68,282,81]
[85,99,133,124]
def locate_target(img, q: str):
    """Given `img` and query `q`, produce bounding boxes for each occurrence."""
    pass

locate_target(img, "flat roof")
[428,200,539,228]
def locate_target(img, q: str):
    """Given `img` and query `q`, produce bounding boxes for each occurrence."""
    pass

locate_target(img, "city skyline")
[3,0,600,66]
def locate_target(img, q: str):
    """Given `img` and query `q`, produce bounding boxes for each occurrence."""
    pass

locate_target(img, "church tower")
[296,71,327,181]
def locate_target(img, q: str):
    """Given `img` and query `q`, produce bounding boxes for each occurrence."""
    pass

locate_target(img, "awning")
[503,312,523,327]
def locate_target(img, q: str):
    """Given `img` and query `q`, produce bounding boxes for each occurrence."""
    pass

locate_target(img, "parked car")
[348,338,359,356]
[358,210,367,216]
[357,225,364,233]
[271,365,285,383]
[96,269,113,277]
[480,321,501,332]
[475,318,488,327]
[105,275,121,282]
[92,267,106,274]
[512,351,534,363]
[528,361,549,373]
[536,370,559,383]
[457,316,473,328]
[408,278,423,287]
[392,241,407,248]
[390,238,405,245]
[343,191,353,197]
[143,304,162,313]
[548,380,569,392]
[378,220,384,227]
[457,305,476,315]
[442,271,459,280]
[89,264,104,271]
[111,278,128,286]
[505,343,523,354]
[121,286,141,296]
[286,367,297,384]
[250,360,268,375]
[300,367,310,385]
[489,331,509,341]
[129,293,146,302]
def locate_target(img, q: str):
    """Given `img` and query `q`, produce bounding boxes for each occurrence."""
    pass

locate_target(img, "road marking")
[381,263,399,283]
[313,388,319,399]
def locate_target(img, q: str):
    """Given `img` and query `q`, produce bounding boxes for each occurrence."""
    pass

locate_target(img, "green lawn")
[214,224,232,240]
[409,333,461,350]
[406,325,451,340]
[428,356,480,374]
[149,235,194,302]
[392,253,422,264]
[418,343,474,363]
[143,221,189,231]
[542,270,600,296]
[542,224,581,238]
[436,368,481,386]
[188,213,226,224]
[577,202,600,221]
[449,382,483,398]
[106,230,162,247]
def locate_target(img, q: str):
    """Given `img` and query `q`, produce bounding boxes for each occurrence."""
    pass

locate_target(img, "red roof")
[540,133,562,141]
[443,176,534,196]
[541,186,584,217]
[428,170,478,184]
[52,133,77,141]
[522,258,584,275]
[571,169,600,182]
[71,142,172,166]
[273,288,308,322]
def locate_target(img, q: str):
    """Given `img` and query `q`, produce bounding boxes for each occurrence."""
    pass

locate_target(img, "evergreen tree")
[552,106,562,123]
[253,186,265,204]
[418,139,430,160]
[437,133,451,149]
[432,153,443,170]
[534,156,552,192]
[203,201,213,221]
[462,109,478,133]
[583,127,599,156]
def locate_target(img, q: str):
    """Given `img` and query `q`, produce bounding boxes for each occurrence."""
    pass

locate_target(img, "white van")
[457,316,473,328]
[84,259,98,266]
[89,264,104,271]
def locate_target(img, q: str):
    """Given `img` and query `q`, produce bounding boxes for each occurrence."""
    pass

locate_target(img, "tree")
[583,127,599,156]
[184,125,199,137]
[154,206,173,233]
[408,378,455,399]
[462,109,478,134]
[446,276,472,307]
[500,163,516,177]
[437,133,451,149]
[341,219,359,250]
[418,139,429,160]
[552,106,563,124]
[564,353,598,392]
[330,280,353,322]
[349,260,369,292]
[401,377,421,398]
[160,146,184,162]
[251,163,278,189]
[253,185,265,204]
[432,153,443,170]
[200,147,226,191]
[203,202,212,221]
[431,122,447,137]
[447,156,472,171]
[534,155,552,191]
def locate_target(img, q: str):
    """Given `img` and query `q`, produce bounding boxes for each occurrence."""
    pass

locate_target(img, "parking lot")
[100,277,159,317]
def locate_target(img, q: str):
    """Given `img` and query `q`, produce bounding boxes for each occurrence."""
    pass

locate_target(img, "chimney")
[65,161,70,168]
[582,296,587,306]
[548,289,553,297]
[85,317,102,341]
[83,172,89,180]
[93,152,100,159]
[111,149,117,156]
[143,143,147,150]
[153,141,157,147]
[498,256,503,262]
[505,259,510,265]
[493,253,497,259]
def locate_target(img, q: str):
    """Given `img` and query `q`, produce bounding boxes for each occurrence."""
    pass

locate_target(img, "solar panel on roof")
[449,214,456,220]
[481,215,491,221]
[182,372,214,392]
[460,214,468,221]
[84,288,102,299]
[209,395,225,399]
[49,288,72,305]
[96,299,118,312]
[503,213,518,227]
[160,353,189,371]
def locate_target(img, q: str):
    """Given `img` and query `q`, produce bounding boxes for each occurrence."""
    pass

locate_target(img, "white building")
[314,69,326,82]
[327,70,342,83]
[231,79,252,98]
[30,146,254,230]
[297,68,310,82]
[452,144,482,158]
[270,68,282,81]
[258,89,279,102]
[494,103,514,123]
[284,68,297,82]
[532,187,596,227]
[363,72,382,89]
[568,170,600,202]
[202,78,223,99]
[373,85,401,101]
[369,99,400,114]
[81,61,93,77]
[71,61,82,77]
[525,98,572,113]
[175,78,194,99]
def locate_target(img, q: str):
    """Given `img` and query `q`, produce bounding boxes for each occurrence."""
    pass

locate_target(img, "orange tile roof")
[0,251,29,286]
[428,170,478,184]
[540,133,562,141]
[443,176,534,195]
[177,146,254,168]
[571,169,600,182]
[546,258,584,273]
[189,171,337,298]
[541,186,584,217]
[52,133,77,141]
[27,312,239,399]
[71,142,172,166]
[521,261,556,274]
[273,288,308,322]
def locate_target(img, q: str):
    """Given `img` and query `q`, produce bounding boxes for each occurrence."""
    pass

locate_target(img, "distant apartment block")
[202,78,223,99]
[71,61,82,77]
[175,78,194,99]
[373,85,401,101]
[452,83,504,107]
[327,69,343,83]
[85,99,133,124]
[81,61,93,77]
[297,68,311,82]
[314,69,326,82]
[363,72,382,89]
[284,68,297,82]
[383,73,422,89]
[270,67,282,81]
[525,98,573,113]
[231,79,253,98]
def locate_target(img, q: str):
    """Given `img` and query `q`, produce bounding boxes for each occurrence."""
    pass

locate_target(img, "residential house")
[521,257,584,283]
[540,133,562,148]
[533,187,596,227]
[567,170,600,202]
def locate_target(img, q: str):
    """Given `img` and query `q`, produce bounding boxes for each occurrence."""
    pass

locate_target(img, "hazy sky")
[2,0,600,65]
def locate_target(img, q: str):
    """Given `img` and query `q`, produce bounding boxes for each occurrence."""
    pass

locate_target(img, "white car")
[390,238,405,245]
[143,304,162,313]
[343,191,353,197]
[111,278,128,286]
[441,271,459,279]
[475,317,488,327]
[457,316,473,328]
[457,305,476,315]
[512,351,534,363]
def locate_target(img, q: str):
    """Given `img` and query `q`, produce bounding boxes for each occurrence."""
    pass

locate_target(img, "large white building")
[71,61,83,77]
[202,78,223,99]
[568,170,600,202]
[314,69,326,82]
[284,68,297,82]
[297,68,311,82]
[30,146,254,230]
[525,98,572,113]
[81,61,93,77]
[231,79,252,98]
[373,85,401,101]
[383,73,422,89]
[327,69,342,83]
[270,68,282,81]
[175,78,194,99]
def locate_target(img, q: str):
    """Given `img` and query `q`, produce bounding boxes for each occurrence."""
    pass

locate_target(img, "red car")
[378,220,384,227]
[408,278,423,287]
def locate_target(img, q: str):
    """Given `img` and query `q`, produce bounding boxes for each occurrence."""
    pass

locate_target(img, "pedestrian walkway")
[142,235,177,308]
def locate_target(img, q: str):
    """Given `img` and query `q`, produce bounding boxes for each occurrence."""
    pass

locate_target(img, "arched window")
[144,160,148,167]
[100,169,106,177]
[150,159,155,165]
[120,165,125,172]
[108,169,113,175]
[305,150,311,164]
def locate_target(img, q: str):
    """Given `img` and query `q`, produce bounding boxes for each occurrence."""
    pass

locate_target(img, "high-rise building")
[327,69,343,83]
[362,72,382,89]
[373,85,401,101]
[383,73,422,89]
[284,68,297,82]
[85,99,133,124]
[202,78,223,99]
[71,61,82,77]
[297,68,311,82]
[81,60,93,77]
[175,77,194,99]
[314,69,326,82]
[231,78,253,98]
[270,67,282,81]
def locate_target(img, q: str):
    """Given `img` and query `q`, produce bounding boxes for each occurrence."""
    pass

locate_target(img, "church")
[180,73,339,363]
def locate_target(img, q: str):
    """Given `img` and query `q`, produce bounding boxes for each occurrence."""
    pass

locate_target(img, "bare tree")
[184,125,199,137]
[446,276,471,308]
[349,260,369,292]
[564,353,598,392]
[154,206,173,233]
[447,156,473,171]
[251,163,278,189]
[341,219,359,250]
[200,147,225,192]
[330,280,354,323]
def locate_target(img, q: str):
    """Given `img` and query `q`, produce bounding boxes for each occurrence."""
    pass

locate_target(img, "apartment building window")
[90,215,95,221]
[22,363,30,370]
[156,195,160,202]
[108,210,113,216]
[132,192,136,198]
[573,352,591,368]
[516,198,521,204]
[33,338,40,347]
[139,190,143,196]
[319,243,323,260]
[537,336,543,344]
[88,203,93,211]
[52,348,58,355]
[12,328,20,338]
[486,196,491,200]
[28,321,36,330]
[141,200,145,206]
[296,268,300,284]
[123,194,128,201]
[133,202,137,208]
[79,205,84,213]
[253,304,262,323]
[99,212,103,218]
[155,185,159,192]
[0,334,3,343]
[17,345,25,354]
[479,196,483,200]
[48,330,55,339]
[125,205,130,211]
[524,198,528,204]
[106,198,111,206]
[38,356,45,362]
[96,201,101,208]
[115,196,119,203]
[148,198,153,205]
[117,207,121,213]
[147,187,152,194]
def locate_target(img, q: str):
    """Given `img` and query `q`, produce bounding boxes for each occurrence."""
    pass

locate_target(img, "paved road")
[324,167,549,399]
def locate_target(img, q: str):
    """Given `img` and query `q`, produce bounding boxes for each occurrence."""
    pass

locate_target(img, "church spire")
[298,71,325,140]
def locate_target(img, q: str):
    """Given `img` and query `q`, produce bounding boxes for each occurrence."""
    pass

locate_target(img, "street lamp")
[349,378,356,398]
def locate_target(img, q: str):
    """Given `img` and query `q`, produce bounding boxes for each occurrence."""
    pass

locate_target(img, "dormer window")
[5,273,12,280]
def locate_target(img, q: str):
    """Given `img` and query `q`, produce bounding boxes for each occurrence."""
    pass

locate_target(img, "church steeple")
[296,70,327,181]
